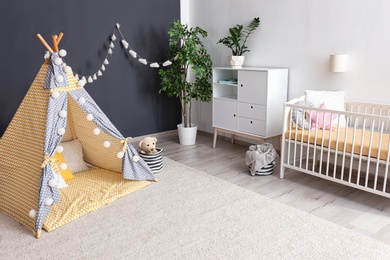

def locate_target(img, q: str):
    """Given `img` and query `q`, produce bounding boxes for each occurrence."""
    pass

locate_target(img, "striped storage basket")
[138,148,163,174]
[248,161,275,176]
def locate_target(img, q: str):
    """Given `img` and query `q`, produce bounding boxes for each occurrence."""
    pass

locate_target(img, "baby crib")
[280,96,390,198]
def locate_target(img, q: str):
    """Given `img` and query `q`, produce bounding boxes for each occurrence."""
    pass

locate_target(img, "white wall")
[186,0,390,133]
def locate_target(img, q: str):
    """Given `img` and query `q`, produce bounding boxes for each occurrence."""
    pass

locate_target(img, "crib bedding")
[43,167,150,232]
[285,128,390,161]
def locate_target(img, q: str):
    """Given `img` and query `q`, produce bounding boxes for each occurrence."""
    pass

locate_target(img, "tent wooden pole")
[56,32,64,45]
[36,34,53,53]
[51,35,59,52]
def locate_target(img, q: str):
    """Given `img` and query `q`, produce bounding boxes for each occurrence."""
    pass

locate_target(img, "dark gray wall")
[0,0,181,137]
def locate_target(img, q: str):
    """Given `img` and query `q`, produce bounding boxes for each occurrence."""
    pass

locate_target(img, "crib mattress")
[42,167,150,232]
[285,128,390,161]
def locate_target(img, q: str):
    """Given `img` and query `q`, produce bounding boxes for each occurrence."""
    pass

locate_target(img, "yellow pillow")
[53,152,75,181]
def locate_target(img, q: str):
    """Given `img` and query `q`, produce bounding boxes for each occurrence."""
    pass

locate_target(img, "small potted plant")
[159,20,212,145]
[217,17,260,68]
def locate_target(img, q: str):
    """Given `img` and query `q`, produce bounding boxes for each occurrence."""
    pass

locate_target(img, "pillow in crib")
[306,102,338,130]
[305,90,346,128]
[60,139,89,173]
[291,101,315,129]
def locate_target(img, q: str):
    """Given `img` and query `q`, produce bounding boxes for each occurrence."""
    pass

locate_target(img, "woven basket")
[248,161,275,176]
[138,148,163,174]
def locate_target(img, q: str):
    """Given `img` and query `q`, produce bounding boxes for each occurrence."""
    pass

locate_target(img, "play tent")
[0,34,155,238]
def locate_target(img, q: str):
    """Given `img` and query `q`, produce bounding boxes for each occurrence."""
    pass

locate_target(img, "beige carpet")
[2,157,390,259]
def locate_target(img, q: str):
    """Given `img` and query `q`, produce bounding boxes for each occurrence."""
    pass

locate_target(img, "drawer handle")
[250,106,253,109]
[250,121,253,124]
[240,84,243,87]
[233,114,236,117]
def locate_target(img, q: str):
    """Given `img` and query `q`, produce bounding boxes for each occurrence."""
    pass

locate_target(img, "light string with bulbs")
[47,23,173,88]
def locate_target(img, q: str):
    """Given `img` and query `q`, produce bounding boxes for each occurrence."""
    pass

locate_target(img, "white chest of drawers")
[212,67,288,148]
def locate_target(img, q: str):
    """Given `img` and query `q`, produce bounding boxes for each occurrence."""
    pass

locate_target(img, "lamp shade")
[329,54,348,72]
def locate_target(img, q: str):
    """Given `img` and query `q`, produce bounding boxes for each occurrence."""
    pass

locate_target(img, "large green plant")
[159,20,212,128]
[217,17,260,56]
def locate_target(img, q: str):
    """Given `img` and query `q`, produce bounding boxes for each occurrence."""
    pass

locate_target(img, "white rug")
[1,157,390,259]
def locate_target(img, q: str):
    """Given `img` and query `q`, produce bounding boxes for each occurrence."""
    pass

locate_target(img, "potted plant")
[217,17,260,68]
[159,20,212,145]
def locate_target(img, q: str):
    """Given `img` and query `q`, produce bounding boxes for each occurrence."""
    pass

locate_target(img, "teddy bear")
[139,137,158,154]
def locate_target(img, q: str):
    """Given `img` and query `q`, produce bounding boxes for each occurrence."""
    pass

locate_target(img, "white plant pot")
[177,123,198,145]
[228,55,245,68]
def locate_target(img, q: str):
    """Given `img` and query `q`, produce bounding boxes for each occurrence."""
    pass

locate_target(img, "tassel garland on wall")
[46,23,173,87]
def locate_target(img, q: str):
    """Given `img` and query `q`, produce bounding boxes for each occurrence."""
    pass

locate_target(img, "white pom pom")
[28,209,37,218]
[57,127,65,135]
[65,66,72,74]
[59,49,67,57]
[111,34,117,41]
[59,110,67,118]
[116,23,120,29]
[109,42,115,49]
[117,151,124,159]
[78,97,86,105]
[77,80,86,88]
[103,141,111,148]
[101,65,105,71]
[75,74,79,80]
[45,197,54,206]
[52,91,60,99]
[163,60,172,67]
[97,70,102,76]
[54,57,62,65]
[86,114,94,121]
[132,155,140,162]
[56,145,64,153]
[81,76,86,82]
[87,76,93,83]
[44,51,50,60]
[48,179,57,188]
[129,50,137,58]
[150,62,159,68]
[56,75,64,83]
[60,163,67,171]
[108,48,113,55]
[104,59,109,65]
[93,128,100,135]
[138,58,147,65]
[93,74,97,80]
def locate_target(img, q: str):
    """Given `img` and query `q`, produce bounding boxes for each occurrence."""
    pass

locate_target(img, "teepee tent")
[0,34,155,238]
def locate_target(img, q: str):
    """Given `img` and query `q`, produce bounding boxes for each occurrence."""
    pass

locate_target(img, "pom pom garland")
[67,22,175,87]
[86,114,94,121]
[48,179,57,188]
[77,80,86,88]
[52,91,60,99]
[93,128,101,135]
[28,209,37,218]
[54,57,62,65]
[60,163,67,171]
[59,49,67,57]
[57,127,65,135]
[78,97,86,105]
[59,110,67,118]
[45,197,54,206]
[56,145,64,153]
[117,151,124,159]
[103,141,111,148]
[64,66,72,74]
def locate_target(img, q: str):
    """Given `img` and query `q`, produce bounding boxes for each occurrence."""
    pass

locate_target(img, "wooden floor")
[146,130,390,246]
